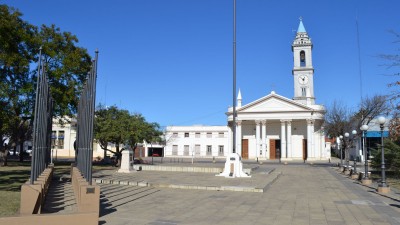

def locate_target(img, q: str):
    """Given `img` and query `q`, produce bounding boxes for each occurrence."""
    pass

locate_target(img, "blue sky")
[4,0,400,127]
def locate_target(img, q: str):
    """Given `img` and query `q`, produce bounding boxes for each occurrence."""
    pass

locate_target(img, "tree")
[126,114,162,159]
[379,31,400,141]
[0,5,37,164]
[324,100,353,138]
[352,95,390,128]
[0,4,92,164]
[36,24,92,118]
[94,105,130,165]
[325,95,389,138]
[379,31,400,101]
[94,105,162,166]
[371,139,400,178]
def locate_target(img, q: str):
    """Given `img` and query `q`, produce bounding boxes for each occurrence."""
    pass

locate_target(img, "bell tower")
[292,18,315,105]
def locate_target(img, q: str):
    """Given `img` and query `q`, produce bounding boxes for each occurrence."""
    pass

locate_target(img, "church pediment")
[238,92,314,113]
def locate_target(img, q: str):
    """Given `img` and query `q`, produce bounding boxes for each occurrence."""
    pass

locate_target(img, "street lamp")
[339,135,343,167]
[344,132,349,168]
[378,116,389,192]
[360,124,370,183]
[351,130,357,174]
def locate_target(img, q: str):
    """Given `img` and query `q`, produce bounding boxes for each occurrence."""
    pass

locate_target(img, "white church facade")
[164,19,330,161]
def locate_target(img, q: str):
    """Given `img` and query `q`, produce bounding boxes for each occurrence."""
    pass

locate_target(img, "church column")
[261,120,267,157]
[228,123,233,154]
[255,120,260,158]
[236,120,242,156]
[287,120,292,158]
[280,120,287,159]
[320,127,326,159]
[307,119,314,159]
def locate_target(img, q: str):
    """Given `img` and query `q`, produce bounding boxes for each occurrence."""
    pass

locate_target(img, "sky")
[3,0,400,127]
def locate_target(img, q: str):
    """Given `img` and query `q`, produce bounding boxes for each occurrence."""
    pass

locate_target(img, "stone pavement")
[96,160,400,225]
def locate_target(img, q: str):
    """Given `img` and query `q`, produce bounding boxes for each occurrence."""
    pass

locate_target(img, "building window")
[58,131,64,149]
[184,145,189,156]
[51,131,57,148]
[184,133,189,138]
[206,132,212,138]
[195,145,200,155]
[300,51,306,67]
[218,132,224,138]
[218,145,224,156]
[301,87,307,97]
[172,145,178,155]
[172,133,178,138]
[206,145,212,156]
[195,132,200,138]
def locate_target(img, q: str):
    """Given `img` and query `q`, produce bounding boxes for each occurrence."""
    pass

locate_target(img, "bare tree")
[352,95,390,128]
[324,100,353,138]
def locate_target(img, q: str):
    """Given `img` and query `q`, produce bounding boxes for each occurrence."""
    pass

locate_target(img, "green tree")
[0,4,92,164]
[371,139,400,178]
[126,114,162,158]
[0,5,36,164]
[94,105,131,164]
[94,105,162,166]
[36,24,92,118]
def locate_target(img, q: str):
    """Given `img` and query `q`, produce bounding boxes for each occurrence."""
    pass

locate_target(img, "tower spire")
[237,89,242,107]
[297,17,307,33]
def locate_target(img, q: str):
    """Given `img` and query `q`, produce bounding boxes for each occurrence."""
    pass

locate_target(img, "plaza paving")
[95,159,400,225]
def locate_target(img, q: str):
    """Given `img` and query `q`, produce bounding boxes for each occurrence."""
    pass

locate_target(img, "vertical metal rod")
[30,47,43,184]
[88,50,98,185]
[232,0,237,154]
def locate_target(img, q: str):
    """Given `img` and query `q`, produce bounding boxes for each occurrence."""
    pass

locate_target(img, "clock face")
[298,75,308,84]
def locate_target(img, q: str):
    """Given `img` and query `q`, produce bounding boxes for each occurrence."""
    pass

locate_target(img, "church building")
[164,19,329,161]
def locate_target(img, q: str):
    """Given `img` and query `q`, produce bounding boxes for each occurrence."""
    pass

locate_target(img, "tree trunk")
[115,144,121,167]
[19,143,24,162]
[0,150,8,166]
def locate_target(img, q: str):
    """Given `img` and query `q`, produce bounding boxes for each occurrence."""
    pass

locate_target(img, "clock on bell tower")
[292,17,315,105]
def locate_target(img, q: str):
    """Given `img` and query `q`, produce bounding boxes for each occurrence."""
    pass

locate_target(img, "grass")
[0,161,31,216]
[0,160,115,217]
[370,171,400,190]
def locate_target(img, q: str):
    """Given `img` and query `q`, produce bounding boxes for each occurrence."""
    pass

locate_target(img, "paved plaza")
[94,159,400,225]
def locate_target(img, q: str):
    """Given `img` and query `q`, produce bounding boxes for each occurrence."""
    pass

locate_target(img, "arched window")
[300,51,306,67]
[301,87,307,97]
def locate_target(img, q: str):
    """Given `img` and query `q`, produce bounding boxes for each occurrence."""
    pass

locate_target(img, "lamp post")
[351,130,357,174]
[339,135,343,167]
[360,124,370,184]
[377,116,389,193]
[344,132,349,168]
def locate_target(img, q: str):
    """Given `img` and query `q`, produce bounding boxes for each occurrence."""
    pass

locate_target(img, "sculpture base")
[361,179,372,185]
[377,186,390,194]
[216,153,251,178]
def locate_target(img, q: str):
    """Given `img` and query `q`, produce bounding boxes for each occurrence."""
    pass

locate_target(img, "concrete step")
[41,177,77,214]
[99,183,160,212]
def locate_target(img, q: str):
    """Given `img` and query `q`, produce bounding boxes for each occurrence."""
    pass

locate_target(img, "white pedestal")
[118,150,134,173]
[216,153,251,178]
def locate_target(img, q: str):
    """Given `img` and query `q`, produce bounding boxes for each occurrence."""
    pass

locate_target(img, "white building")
[165,19,329,161]
[50,117,112,160]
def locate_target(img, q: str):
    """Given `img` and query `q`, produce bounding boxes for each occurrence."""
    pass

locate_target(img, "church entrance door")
[269,139,281,159]
[303,139,308,160]
[241,139,248,159]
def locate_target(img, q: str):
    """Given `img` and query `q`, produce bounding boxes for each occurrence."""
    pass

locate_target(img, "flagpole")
[232,0,237,154]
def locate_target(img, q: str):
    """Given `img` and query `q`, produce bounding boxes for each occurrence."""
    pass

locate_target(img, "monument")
[216,153,251,178]
[118,149,135,173]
